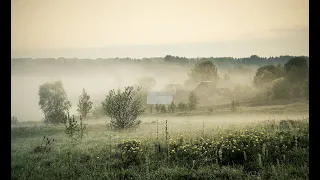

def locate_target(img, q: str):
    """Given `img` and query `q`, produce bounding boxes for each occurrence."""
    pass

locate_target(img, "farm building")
[146,91,174,105]
[193,81,224,106]
[162,83,189,103]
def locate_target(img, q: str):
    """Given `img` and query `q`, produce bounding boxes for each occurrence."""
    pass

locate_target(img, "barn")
[146,91,174,105]
[193,81,224,106]
[162,83,189,103]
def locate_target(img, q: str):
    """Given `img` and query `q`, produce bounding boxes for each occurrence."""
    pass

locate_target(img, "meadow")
[11,104,309,180]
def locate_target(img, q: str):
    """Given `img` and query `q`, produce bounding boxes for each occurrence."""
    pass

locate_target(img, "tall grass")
[11,118,309,180]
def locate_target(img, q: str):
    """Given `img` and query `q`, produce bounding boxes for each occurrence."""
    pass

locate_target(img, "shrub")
[177,102,187,112]
[188,91,197,110]
[160,105,167,113]
[33,136,55,153]
[168,101,176,113]
[64,114,79,139]
[11,116,18,124]
[102,86,144,130]
[38,81,71,124]
[155,104,160,113]
[117,140,143,165]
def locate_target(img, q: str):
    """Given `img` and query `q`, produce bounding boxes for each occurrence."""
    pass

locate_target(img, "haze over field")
[11,0,309,122]
[11,64,192,121]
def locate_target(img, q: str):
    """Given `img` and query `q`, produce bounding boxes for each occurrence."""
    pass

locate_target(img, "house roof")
[163,83,184,92]
[194,81,223,94]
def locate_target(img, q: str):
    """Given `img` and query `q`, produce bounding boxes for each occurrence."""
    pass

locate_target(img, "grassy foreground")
[11,117,309,180]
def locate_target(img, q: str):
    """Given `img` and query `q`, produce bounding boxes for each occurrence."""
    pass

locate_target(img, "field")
[11,102,309,180]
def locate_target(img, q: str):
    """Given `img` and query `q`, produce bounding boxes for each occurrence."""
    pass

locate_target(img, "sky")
[11,0,309,58]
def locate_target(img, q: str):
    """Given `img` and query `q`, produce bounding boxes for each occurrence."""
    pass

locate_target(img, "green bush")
[102,86,144,130]
[117,140,143,165]
[11,116,18,124]
[168,101,176,113]
[177,102,187,112]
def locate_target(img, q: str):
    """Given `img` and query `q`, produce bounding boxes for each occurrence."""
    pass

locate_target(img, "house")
[193,81,224,106]
[146,91,174,105]
[162,83,189,103]
[193,81,223,95]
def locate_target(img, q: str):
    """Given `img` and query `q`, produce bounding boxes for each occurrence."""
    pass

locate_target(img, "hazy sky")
[12,0,308,58]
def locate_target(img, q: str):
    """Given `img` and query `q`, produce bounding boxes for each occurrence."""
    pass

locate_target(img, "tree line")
[12,55,308,69]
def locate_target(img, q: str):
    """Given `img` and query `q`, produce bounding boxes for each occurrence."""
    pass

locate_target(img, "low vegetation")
[11,118,308,179]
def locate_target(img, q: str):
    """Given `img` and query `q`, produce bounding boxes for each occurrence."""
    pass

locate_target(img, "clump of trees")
[102,86,144,130]
[77,88,93,119]
[185,60,219,88]
[270,78,291,99]
[38,81,71,124]
[253,57,308,100]
[253,64,284,88]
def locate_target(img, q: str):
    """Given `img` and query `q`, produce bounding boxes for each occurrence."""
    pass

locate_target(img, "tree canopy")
[38,81,71,124]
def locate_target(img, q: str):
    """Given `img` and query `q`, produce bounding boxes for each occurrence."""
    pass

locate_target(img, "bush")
[102,86,144,130]
[33,136,55,153]
[188,91,197,110]
[168,101,176,113]
[38,81,71,124]
[117,140,143,165]
[64,114,79,139]
[160,105,167,113]
[11,116,18,124]
[177,102,187,112]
